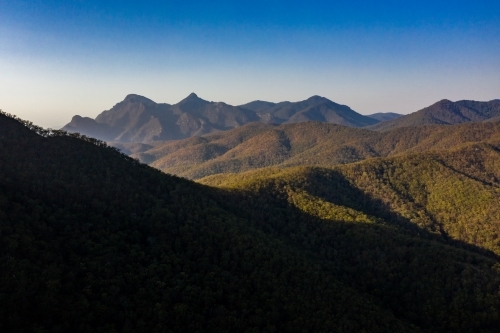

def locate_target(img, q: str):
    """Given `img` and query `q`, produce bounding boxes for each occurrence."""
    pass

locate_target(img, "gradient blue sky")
[1,0,499,127]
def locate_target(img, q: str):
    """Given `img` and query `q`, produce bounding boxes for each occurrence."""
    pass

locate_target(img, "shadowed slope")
[200,143,500,255]
[199,159,500,332]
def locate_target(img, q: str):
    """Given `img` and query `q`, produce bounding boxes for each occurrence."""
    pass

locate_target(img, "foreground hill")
[3,111,500,332]
[1,111,408,332]
[126,120,500,179]
[63,94,378,143]
[369,99,500,131]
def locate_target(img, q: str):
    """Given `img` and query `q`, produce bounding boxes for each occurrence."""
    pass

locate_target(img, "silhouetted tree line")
[0,109,141,164]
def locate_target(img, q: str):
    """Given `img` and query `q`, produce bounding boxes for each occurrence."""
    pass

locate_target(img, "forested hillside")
[2,111,500,332]
[201,142,500,255]
[125,120,500,179]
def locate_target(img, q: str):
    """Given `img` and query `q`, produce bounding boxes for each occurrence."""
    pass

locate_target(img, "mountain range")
[62,94,384,142]
[63,93,258,142]
[63,94,500,145]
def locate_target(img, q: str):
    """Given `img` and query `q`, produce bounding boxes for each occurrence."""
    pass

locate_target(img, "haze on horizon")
[1,0,499,128]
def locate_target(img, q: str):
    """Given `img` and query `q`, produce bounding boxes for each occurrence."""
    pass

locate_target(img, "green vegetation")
[129,120,500,180]
[200,143,500,255]
[2,110,500,332]
[199,164,500,332]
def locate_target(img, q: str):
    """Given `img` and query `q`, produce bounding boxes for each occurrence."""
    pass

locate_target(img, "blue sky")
[1,0,499,127]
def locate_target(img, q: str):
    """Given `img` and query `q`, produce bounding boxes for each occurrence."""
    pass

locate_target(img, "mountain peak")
[306,95,330,103]
[177,92,208,105]
[123,94,156,106]
[436,99,453,104]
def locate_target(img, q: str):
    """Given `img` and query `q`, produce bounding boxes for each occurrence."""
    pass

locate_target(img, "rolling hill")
[3,110,500,331]
[125,120,500,179]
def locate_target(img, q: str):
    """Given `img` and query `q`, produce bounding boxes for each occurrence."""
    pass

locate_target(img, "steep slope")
[370,99,500,131]
[131,120,500,179]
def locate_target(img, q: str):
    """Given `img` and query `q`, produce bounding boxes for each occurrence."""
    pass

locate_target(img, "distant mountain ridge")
[62,93,379,142]
[239,95,379,127]
[367,112,402,122]
[63,95,500,143]
[370,99,500,131]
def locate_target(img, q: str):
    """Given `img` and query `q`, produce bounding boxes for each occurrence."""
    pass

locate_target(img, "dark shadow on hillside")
[203,179,500,331]
[206,168,499,262]
[302,168,500,258]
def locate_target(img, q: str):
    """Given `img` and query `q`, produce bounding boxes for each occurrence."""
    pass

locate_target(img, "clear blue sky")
[1,0,499,127]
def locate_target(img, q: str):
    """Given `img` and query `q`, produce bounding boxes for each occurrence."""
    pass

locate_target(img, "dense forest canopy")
[2,110,500,332]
